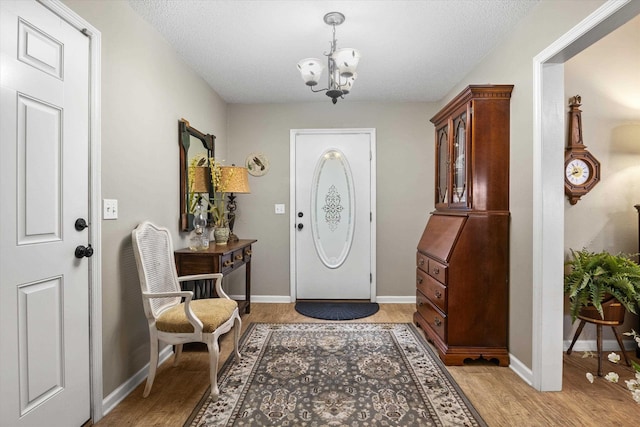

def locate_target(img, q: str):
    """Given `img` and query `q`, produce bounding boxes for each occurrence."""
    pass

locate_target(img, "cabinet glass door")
[452,111,467,205]
[435,125,449,206]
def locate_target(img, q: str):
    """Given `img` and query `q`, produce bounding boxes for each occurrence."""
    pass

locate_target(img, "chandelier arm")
[310,86,328,93]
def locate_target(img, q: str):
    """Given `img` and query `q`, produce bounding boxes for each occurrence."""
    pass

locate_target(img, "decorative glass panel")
[310,149,355,268]
[453,112,467,203]
[437,127,448,204]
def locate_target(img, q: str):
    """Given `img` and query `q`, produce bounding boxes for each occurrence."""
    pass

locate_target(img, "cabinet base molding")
[414,312,510,367]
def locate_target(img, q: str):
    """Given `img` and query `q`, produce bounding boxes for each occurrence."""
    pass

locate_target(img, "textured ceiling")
[128,0,539,104]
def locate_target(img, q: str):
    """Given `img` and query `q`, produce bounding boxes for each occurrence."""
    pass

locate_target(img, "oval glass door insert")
[310,149,355,268]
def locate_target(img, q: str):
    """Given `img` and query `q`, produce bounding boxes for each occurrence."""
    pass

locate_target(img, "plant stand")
[566,300,630,376]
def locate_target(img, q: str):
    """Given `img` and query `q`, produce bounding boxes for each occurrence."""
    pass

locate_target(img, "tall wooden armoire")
[414,85,513,366]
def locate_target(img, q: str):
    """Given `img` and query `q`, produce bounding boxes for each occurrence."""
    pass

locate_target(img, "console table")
[174,239,256,314]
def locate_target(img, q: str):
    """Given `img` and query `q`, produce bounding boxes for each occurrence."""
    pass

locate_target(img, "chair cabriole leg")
[174,343,183,366]
[144,333,159,397]
[233,314,242,360]
[208,338,220,401]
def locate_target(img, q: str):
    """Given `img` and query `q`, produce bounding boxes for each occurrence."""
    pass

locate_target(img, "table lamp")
[220,166,251,242]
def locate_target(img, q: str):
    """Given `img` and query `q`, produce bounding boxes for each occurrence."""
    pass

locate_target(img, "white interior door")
[292,129,375,300]
[0,1,91,425]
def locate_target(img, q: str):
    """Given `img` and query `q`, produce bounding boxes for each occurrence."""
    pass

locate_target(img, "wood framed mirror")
[179,119,215,231]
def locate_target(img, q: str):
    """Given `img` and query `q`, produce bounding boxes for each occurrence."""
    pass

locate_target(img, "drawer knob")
[417,277,423,285]
[418,258,425,266]
[434,317,442,327]
[235,254,244,260]
[246,249,252,255]
[223,260,234,267]
[434,290,442,299]
[432,267,440,274]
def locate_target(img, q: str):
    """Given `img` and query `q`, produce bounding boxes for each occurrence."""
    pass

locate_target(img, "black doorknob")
[75,244,94,258]
[298,212,304,218]
[75,218,88,231]
[297,223,304,230]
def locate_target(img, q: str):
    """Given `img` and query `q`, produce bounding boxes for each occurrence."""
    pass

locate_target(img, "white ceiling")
[128,0,540,104]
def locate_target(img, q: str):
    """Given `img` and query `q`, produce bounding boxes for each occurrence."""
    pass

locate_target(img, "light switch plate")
[103,199,118,220]
[275,204,286,214]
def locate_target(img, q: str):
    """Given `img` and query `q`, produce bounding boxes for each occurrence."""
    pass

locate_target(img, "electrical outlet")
[103,199,118,220]
[275,204,286,214]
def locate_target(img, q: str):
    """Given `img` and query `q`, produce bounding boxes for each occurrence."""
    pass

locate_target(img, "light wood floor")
[94,303,640,426]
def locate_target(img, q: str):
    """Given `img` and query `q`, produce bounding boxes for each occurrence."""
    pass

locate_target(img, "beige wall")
[440,0,607,367]
[63,0,227,397]
[62,0,637,402]
[564,15,640,341]
[224,103,438,298]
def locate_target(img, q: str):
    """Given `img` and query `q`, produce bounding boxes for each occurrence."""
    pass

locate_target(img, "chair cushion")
[156,298,238,333]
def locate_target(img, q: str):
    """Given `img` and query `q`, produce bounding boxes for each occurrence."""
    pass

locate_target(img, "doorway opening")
[533,0,640,391]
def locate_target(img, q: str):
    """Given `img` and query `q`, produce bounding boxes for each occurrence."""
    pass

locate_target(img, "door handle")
[297,223,303,230]
[75,244,94,259]
[75,218,88,231]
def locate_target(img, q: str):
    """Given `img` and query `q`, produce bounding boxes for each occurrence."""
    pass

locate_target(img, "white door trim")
[532,0,640,391]
[289,128,376,302]
[37,0,103,420]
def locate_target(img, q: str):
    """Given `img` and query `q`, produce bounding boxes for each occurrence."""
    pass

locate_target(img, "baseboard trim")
[562,338,637,352]
[235,295,292,303]
[239,295,418,304]
[101,345,173,416]
[375,296,416,304]
[509,352,534,386]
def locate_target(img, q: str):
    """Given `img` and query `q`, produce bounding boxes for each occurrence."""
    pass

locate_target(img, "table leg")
[245,259,251,314]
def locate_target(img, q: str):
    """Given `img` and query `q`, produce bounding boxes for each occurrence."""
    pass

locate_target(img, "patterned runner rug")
[185,323,486,426]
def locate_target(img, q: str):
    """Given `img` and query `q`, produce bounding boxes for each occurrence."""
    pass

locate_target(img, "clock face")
[565,158,591,185]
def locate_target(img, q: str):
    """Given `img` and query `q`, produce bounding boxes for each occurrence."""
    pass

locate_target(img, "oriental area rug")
[185,323,486,426]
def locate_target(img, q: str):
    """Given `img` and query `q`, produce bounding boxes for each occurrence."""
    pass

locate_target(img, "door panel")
[294,131,373,300]
[0,1,91,425]
[18,93,62,242]
[19,277,64,413]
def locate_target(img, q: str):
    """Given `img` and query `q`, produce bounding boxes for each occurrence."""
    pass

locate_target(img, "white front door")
[0,1,91,425]
[291,129,376,300]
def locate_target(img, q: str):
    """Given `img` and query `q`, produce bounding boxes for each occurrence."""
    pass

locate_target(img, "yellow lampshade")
[191,166,210,193]
[219,166,251,193]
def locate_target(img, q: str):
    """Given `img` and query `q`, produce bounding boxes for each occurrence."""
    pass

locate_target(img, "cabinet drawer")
[220,253,234,273]
[427,258,447,283]
[416,252,428,272]
[416,290,447,342]
[416,269,446,313]
[175,255,212,276]
[243,245,253,261]
[233,249,245,267]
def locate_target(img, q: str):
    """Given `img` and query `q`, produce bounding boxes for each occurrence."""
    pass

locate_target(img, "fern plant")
[564,249,640,322]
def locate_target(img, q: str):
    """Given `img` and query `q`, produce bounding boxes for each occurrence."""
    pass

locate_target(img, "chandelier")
[297,12,361,104]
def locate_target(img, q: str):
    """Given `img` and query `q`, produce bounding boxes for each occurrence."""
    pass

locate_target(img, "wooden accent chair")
[131,221,241,400]
[566,299,630,376]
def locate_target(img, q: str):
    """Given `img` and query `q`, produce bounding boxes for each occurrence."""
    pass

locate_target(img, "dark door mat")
[294,301,380,320]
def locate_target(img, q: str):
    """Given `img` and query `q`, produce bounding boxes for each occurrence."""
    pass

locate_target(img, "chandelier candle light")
[297,12,361,104]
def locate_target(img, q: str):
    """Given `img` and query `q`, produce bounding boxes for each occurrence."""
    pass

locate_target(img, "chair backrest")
[132,222,182,320]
